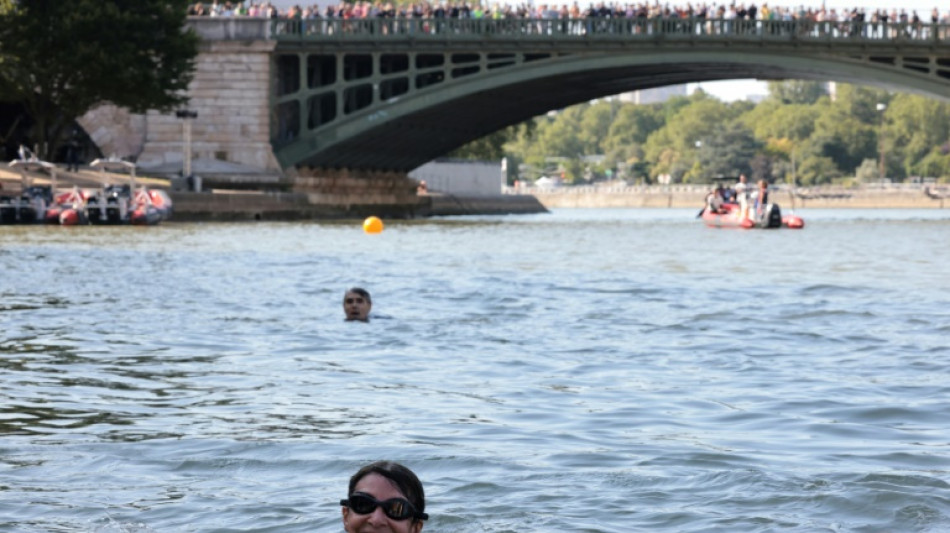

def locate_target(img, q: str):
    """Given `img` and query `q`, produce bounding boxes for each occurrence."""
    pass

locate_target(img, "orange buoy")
[363,216,384,234]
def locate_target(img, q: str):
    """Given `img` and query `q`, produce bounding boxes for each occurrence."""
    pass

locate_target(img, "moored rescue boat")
[5,151,172,226]
[129,188,173,225]
[44,187,89,226]
[73,157,172,226]
[2,152,55,225]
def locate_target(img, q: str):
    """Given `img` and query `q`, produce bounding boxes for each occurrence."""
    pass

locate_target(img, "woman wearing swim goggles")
[341,461,428,533]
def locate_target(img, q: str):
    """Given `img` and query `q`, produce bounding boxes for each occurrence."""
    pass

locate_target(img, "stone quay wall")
[292,169,423,211]
[520,185,948,209]
[79,19,280,174]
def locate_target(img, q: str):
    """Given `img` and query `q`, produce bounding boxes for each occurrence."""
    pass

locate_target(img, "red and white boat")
[5,152,172,226]
[44,187,89,226]
[57,157,172,226]
[700,201,804,229]
[129,187,173,225]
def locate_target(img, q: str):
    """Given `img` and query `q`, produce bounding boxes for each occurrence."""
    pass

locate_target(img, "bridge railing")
[271,17,950,44]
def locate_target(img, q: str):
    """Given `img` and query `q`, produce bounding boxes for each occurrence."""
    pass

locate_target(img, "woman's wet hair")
[345,287,371,304]
[348,461,425,518]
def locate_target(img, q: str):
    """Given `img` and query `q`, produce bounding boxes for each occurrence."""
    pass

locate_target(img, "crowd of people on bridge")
[188,1,950,41]
[189,0,949,41]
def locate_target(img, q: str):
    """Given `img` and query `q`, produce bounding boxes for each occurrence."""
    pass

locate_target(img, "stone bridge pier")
[78,18,420,215]
[80,20,281,185]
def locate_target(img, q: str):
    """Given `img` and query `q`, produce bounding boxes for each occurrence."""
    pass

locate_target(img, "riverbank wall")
[166,190,548,221]
[523,184,948,209]
[157,184,949,221]
[3,165,944,220]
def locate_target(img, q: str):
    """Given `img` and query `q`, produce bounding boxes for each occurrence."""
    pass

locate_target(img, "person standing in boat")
[343,287,372,322]
[735,174,751,220]
[753,179,770,220]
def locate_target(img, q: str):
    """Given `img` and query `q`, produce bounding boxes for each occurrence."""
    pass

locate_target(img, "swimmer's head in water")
[343,288,372,322]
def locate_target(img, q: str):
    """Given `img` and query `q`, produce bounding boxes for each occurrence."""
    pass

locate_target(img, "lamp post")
[175,109,198,190]
[876,103,887,182]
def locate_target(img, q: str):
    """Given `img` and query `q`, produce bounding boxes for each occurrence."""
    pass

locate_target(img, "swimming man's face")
[344,291,371,322]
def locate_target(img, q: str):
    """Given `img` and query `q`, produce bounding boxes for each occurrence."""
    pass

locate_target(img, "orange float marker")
[363,216,384,234]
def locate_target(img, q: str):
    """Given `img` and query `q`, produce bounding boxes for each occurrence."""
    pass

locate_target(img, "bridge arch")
[192,17,950,174]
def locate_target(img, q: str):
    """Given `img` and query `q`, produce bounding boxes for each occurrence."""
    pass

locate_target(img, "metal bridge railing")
[271,17,950,44]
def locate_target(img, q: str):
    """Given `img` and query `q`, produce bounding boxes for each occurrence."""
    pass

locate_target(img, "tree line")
[453,81,950,186]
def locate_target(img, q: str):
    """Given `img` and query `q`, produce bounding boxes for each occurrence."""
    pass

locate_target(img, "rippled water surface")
[1,208,949,532]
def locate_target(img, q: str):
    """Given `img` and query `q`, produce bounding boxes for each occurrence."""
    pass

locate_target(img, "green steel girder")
[268,19,950,172]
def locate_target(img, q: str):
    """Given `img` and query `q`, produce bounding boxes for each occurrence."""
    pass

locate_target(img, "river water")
[1,208,949,532]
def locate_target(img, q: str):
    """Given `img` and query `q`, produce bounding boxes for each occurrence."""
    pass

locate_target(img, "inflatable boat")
[6,153,172,226]
[0,185,50,224]
[701,201,804,229]
[44,187,89,226]
[2,154,55,225]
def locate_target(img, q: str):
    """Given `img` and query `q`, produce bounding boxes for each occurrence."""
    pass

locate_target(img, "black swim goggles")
[340,492,428,521]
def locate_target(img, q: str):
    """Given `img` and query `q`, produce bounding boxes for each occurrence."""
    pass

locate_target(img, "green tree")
[660,93,694,121]
[749,153,773,183]
[578,100,617,154]
[0,0,199,159]
[797,155,841,185]
[562,157,586,183]
[602,104,663,154]
[537,111,586,160]
[884,93,950,178]
[505,111,585,174]
[741,100,820,183]
[643,98,735,181]
[693,122,761,181]
[911,146,950,179]
[854,158,881,183]
[505,81,950,187]
[743,101,820,142]
[766,80,828,104]
[810,103,877,174]
[834,84,891,125]
[450,126,517,161]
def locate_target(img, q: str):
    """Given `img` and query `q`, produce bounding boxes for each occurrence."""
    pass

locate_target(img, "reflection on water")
[1,209,949,531]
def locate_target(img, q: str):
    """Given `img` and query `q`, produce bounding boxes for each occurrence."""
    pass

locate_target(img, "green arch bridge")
[264,17,950,172]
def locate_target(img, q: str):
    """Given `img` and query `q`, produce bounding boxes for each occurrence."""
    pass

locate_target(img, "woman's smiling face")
[342,473,424,533]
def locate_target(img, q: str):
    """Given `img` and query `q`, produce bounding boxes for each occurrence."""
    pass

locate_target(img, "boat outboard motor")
[765,203,782,228]
[104,184,130,223]
[27,185,53,205]
[106,195,122,223]
[25,186,52,223]
[85,193,103,223]
[12,186,51,224]
[0,196,16,224]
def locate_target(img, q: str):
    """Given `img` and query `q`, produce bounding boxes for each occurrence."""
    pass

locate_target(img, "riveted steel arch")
[269,17,950,172]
